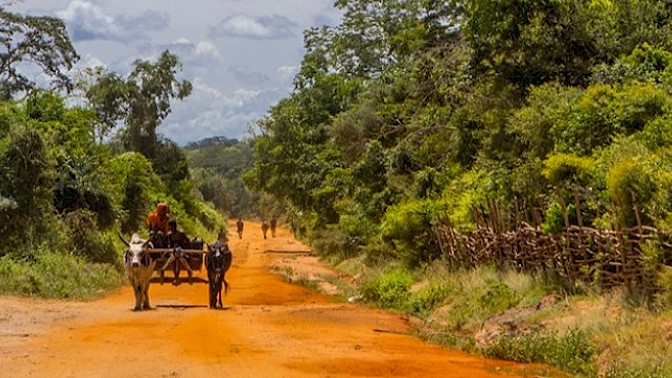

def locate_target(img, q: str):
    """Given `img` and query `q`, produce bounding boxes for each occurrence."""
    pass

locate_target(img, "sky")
[9,0,342,145]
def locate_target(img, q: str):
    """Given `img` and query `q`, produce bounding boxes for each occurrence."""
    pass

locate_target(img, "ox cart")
[147,239,207,285]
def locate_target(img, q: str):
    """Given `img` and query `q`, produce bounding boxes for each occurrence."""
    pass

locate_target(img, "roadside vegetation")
[243,1,672,376]
[0,8,225,298]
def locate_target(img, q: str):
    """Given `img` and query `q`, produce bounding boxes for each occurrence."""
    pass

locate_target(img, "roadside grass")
[483,329,596,377]
[327,259,672,377]
[290,274,321,292]
[0,252,124,299]
[321,274,358,301]
[276,243,672,377]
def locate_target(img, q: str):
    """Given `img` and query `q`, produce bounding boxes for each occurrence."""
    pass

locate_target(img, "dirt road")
[0,220,548,377]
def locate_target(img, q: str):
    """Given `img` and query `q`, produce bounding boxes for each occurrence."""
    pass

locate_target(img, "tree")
[0,7,79,100]
[0,124,55,252]
[245,72,362,221]
[82,50,192,160]
[297,0,461,86]
[464,0,606,94]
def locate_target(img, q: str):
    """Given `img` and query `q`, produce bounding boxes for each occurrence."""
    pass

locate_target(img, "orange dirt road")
[0,220,548,378]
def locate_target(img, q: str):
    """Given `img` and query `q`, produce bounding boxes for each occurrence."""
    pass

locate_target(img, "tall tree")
[297,0,460,86]
[82,51,192,160]
[0,7,79,100]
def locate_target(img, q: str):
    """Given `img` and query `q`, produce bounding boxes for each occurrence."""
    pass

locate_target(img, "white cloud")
[161,78,284,143]
[277,65,298,82]
[56,0,120,41]
[209,14,296,39]
[75,53,107,69]
[56,0,168,42]
[116,10,169,32]
[195,41,222,60]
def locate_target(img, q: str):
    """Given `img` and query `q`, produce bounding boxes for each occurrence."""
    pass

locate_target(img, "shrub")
[444,271,524,330]
[106,152,157,234]
[542,202,576,233]
[64,209,117,264]
[411,281,454,316]
[0,125,55,251]
[606,158,655,227]
[484,329,596,376]
[542,153,594,186]
[0,252,124,299]
[380,198,445,267]
[311,225,361,261]
[360,268,413,310]
[604,364,672,378]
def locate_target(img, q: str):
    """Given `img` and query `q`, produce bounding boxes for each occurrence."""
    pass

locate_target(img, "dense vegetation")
[247,0,672,261]
[244,0,672,376]
[0,8,224,299]
[184,137,263,218]
[5,0,672,375]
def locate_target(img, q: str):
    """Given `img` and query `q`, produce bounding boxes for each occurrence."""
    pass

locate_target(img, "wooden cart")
[148,247,208,285]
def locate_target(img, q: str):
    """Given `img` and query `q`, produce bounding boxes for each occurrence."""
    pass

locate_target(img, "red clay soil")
[0,220,551,378]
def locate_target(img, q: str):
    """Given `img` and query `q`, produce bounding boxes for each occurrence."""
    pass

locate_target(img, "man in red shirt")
[147,202,170,233]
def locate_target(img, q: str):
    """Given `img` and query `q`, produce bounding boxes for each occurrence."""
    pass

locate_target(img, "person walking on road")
[236,218,244,239]
[261,220,270,239]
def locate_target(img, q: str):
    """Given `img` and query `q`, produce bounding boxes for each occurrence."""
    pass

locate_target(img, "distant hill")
[185,136,239,149]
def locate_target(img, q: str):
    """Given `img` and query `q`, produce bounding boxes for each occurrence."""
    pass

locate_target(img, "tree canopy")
[247,0,672,267]
[0,7,79,100]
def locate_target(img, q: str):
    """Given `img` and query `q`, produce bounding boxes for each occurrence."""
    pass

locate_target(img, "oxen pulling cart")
[146,237,208,285]
[121,232,232,309]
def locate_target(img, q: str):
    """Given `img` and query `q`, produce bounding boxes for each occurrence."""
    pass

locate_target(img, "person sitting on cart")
[160,219,194,285]
[147,202,171,234]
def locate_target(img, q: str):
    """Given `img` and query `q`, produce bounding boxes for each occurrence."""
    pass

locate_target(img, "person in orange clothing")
[147,202,171,234]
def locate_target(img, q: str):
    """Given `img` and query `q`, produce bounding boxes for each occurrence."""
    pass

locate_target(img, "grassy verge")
[0,253,124,299]
[330,259,672,377]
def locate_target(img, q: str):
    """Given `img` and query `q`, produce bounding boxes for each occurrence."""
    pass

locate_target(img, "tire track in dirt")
[0,220,553,377]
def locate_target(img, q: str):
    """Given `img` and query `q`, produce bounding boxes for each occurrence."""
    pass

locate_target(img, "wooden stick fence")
[435,201,672,290]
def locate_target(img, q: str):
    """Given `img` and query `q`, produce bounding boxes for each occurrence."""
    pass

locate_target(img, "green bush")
[64,209,117,264]
[484,329,596,377]
[552,83,668,156]
[0,125,55,252]
[604,364,672,378]
[445,275,522,330]
[411,281,453,316]
[106,152,158,234]
[606,158,655,227]
[638,117,672,150]
[542,153,593,186]
[0,252,124,299]
[380,198,444,267]
[542,202,576,233]
[360,268,413,310]
[310,225,361,261]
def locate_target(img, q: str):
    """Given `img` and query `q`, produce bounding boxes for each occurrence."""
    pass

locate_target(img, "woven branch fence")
[434,199,672,290]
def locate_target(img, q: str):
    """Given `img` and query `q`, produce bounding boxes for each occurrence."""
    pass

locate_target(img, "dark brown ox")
[205,240,232,309]
[120,233,156,310]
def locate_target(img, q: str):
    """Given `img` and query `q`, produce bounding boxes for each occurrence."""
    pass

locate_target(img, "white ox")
[120,234,156,310]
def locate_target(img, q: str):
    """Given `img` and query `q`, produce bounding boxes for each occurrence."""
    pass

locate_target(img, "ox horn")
[118,233,130,247]
[142,239,153,249]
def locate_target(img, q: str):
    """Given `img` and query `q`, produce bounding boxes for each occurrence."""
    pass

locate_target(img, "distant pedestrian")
[236,218,244,239]
[261,220,270,239]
